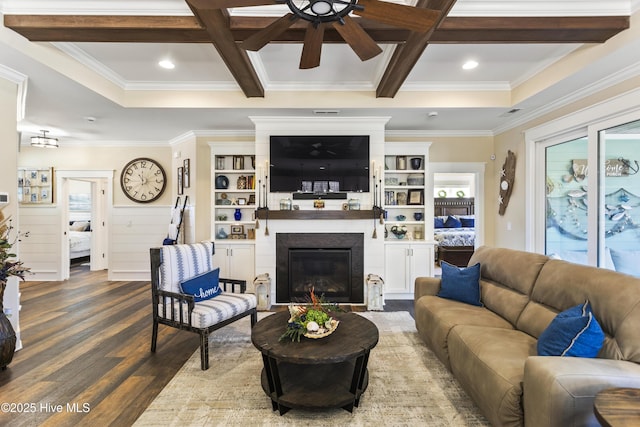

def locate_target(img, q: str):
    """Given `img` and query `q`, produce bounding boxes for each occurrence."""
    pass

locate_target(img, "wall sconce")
[31,130,59,148]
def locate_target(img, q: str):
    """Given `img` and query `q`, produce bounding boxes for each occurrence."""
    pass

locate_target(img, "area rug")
[134,312,489,427]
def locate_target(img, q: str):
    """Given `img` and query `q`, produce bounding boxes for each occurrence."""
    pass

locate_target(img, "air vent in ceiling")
[499,108,522,118]
[313,110,341,115]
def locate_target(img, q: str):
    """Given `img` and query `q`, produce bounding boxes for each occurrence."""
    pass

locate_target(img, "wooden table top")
[251,311,379,364]
[594,387,640,427]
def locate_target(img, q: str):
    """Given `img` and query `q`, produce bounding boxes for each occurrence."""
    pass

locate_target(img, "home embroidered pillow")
[537,301,605,357]
[437,261,482,306]
[180,268,221,302]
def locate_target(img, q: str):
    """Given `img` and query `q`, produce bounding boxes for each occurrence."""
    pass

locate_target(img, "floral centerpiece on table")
[0,207,30,300]
[280,288,342,342]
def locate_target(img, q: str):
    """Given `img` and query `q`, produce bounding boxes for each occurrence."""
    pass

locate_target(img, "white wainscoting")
[108,205,171,281]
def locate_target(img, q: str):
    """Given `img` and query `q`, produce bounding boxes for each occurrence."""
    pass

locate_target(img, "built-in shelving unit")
[211,143,258,241]
[383,153,426,241]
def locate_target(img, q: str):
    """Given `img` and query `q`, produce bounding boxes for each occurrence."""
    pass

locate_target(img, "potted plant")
[0,206,30,370]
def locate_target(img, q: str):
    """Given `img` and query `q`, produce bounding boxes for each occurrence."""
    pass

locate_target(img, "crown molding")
[386,129,494,138]
[493,59,640,135]
[0,63,28,121]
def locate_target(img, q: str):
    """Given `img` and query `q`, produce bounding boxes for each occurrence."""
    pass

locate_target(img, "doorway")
[56,170,113,280]
[430,162,485,273]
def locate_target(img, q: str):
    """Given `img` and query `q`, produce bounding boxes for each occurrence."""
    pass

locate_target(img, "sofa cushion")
[180,268,221,302]
[448,325,537,427]
[414,295,513,369]
[537,301,604,357]
[438,261,482,306]
[525,259,640,363]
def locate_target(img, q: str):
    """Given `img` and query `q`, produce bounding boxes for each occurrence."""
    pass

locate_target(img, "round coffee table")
[251,311,379,415]
[594,387,640,427]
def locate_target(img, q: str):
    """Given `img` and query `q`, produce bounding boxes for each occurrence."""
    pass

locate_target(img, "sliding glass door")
[597,119,640,276]
[536,119,640,276]
[544,137,590,264]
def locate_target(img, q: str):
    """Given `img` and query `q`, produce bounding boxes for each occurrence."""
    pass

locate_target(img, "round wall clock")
[120,157,167,203]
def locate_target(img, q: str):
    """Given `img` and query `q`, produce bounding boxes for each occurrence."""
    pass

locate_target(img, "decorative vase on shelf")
[234,208,242,221]
[410,157,422,170]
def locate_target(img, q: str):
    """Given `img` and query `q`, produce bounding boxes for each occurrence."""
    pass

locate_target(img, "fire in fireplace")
[276,233,364,303]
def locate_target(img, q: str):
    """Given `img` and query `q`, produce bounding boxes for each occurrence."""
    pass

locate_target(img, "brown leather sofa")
[414,245,640,427]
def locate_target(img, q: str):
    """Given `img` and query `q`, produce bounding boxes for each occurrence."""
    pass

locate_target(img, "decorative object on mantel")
[0,207,30,370]
[498,150,516,215]
[280,288,341,342]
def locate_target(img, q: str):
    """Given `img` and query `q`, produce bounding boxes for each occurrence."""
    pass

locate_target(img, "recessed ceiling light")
[158,59,175,70]
[462,60,478,70]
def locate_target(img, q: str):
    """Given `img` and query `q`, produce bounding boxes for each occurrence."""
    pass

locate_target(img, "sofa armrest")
[523,356,640,427]
[414,276,441,300]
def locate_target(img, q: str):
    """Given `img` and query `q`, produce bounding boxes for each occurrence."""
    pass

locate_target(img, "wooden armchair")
[150,242,257,370]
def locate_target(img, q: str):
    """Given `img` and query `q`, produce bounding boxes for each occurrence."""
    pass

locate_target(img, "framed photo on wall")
[177,166,184,195]
[183,158,190,188]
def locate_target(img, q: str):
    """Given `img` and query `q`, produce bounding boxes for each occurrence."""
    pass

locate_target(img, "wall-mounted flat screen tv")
[269,135,370,193]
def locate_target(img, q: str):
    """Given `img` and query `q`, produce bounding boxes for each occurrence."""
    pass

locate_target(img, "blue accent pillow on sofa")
[537,301,605,357]
[180,268,221,302]
[437,261,482,306]
[444,215,462,228]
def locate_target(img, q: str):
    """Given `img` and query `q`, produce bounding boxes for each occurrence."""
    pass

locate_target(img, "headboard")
[434,198,475,216]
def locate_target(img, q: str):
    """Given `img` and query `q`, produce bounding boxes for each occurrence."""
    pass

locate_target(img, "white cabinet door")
[213,243,255,287]
[384,243,432,297]
[384,244,411,294]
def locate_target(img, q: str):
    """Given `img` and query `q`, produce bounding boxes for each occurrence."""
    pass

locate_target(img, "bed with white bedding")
[69,221,91,260]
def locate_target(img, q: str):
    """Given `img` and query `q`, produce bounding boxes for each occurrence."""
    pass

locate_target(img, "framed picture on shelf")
[183,158,190,188]
[231,225,244,235]
[177,166,184,195]
[407,189,424,205]
[237,197,247,205]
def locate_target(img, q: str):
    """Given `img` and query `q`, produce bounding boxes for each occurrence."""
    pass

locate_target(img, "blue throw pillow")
[434,217,445,229]
[180,268,221,302]
[444,215,462,228]
[537,301,605,357]
[460,217,475,228]
[437,261,482,306]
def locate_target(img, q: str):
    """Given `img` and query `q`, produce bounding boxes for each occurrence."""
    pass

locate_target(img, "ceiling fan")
[187,0,441,69]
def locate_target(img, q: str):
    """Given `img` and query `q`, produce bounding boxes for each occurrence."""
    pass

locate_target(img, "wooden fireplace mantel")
[255,207,383,220]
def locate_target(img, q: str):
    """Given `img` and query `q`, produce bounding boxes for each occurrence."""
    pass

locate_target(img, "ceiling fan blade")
[187,0,278,9]
[300,24,325,69]
[353,0,440,33]
[242,13,299,51]
[332,15,382,61]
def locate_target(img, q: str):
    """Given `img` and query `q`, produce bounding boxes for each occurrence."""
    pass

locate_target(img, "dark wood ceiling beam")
[4,14,628,44]
[184,6,263,97]
[376,0,457,98]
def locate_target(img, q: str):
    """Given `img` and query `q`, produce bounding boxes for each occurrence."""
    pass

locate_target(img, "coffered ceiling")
[0,0,639,145]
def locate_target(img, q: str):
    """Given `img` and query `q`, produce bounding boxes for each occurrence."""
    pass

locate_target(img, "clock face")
[120,157,167,203]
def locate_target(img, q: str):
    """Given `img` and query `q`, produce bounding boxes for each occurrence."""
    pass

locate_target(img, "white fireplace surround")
[251,117,388,305]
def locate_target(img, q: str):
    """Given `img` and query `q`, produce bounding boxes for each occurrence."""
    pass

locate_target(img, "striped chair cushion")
[159,242,214,294]
[157,292,257,328]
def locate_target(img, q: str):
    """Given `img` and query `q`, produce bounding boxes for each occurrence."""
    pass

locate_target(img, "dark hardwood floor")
[0,264,414,426]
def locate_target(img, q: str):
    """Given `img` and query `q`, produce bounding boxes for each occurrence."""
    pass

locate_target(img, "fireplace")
[276,233,364,303]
